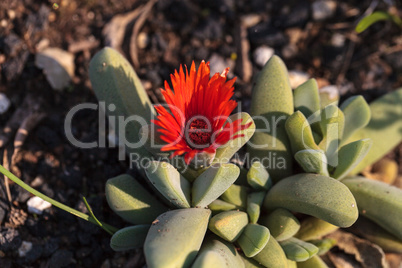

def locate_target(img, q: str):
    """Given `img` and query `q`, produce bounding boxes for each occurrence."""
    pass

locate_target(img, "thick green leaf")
[208,211,249,242]
[297,255,328,268]
[340,96,371,143]
[343,177,402,240]
[331,139,372,180]
[110,225,150,251]
[253,237,288,268]
[213,112,255,164]
[237,224,270,258]
[145,161,191,208]
[192,163,240,208]
[144,208,211,268]
[260,208,300,241]
[220,184,249,208]
[307,238,337,255]
[89,47,153,159]
[105,174,168,224]
[139,124,169,158]
[318,105,344,166]
[247,161,271,190]
[280,237,318,262]
[294,149,329,176]
[192,236,245,268]
[248,55,294,181]
[293,79,320,119]
[295,217,338,241]
[247,191,266,224]
[241,256,265,268]
[263,173,358,227]
[347,89,402,174]
[285,111,320,155]
[319,86,339,109]
[208,199,238,215]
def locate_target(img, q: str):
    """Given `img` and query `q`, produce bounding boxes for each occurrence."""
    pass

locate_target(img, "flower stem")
[0,164,118,234]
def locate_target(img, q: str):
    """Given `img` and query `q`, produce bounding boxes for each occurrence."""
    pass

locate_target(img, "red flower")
[152,61,252,164]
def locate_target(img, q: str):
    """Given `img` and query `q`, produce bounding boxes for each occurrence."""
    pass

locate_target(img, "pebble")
[208,53,235,77]
[253,46,274,67]
[312,0,337,21]
[26,196,52,215]
[331,33,346,47]
[281,43,298,59]
[18,241,32,258]
[35,47,75,90]
[0,229,22,251]
[48,249,74,267]
[288,70,309,88]
[137,32,149,49]
[0,93,11,114]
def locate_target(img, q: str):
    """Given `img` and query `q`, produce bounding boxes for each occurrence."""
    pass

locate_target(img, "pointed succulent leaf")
[331,139,372,180]
[347,88,402,174]
[237,224,270,258]
[208,199,238,215]
[285,111,321,154]
[145,161,191,208]
[247,161,272,190]
[318,105,345,165]
[295,217,338,241]
[144,208,211,268]
[340,95,371,143]
[260,208,300,241]
[294,149,329,176]
[319,86,339,109]
[192,163,240,208]
[293,79,320,119]
[297,255,329,268]
[208,211,249,242]
[263,173,358,227]
[342,177,402,240]
[247,191,266,224]
[105,174,168,224]
[110,225,150,251]
[192,236,245,268]
[280,237,318,262]
[307,238,337,255]
[248,55,294,181]
[253,236,288,268]
[89,47,153,159]
[213,112,255,164]
[220,184,249,208]
[241,256,265,268]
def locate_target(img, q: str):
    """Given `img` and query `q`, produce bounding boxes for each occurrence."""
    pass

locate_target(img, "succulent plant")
[88,49,402,267]
[1,47,401,268]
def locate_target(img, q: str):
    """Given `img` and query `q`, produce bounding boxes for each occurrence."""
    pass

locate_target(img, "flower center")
[186,118,212,148]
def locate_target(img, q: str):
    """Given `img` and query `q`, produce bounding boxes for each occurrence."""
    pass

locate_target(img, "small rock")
[0,229,22,251]
[0,93,11,114]
[275,2,310,28]
[193,17,223,40]
[281,43,298,59]
[312,0,337,21]
[137,32,149,49]
[35,47,75,90]
[208,53,235,77]
[42,238,59,257]
[253,46,274,67]
[24,243,43,263]
[27,196,52,215]
[2,51,29,81]
[331,33,346,47]
[18,241,33,258]
[288,70,309,88]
